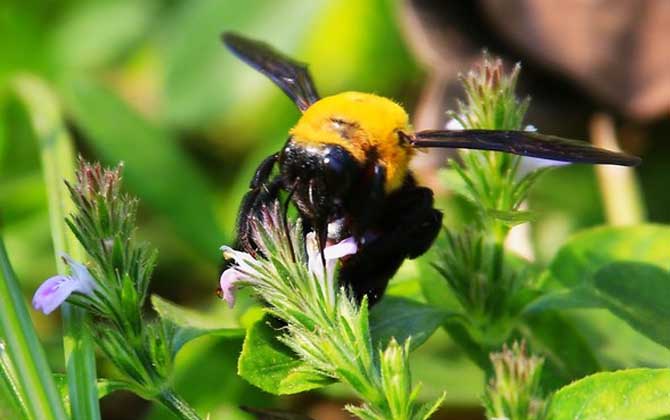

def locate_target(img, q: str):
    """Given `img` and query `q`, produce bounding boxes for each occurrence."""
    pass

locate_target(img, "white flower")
[32,254,96,315]
[218,234,358,308]
[306,233,357,281]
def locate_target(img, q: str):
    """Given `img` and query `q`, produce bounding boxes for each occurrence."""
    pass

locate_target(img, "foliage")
[0,1,668,419]
[223,205,446,419]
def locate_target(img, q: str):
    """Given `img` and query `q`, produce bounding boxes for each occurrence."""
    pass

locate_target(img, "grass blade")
[0,238,68,420]
[13,74,101,420]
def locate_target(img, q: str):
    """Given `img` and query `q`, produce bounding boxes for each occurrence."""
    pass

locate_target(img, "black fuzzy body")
[234,138,442,305]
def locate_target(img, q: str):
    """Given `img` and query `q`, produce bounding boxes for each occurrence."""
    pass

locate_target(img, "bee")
[222,33,640,305]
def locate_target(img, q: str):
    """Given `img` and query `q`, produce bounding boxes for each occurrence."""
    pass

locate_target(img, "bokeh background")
[1,0,668,418]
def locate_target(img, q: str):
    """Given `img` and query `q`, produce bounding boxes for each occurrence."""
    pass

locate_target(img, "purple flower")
[32,254,96,315]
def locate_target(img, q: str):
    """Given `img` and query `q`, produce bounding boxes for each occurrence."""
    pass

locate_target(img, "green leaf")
[369,297,448,351]
[160,0,322,128]
[521,311,600,389]
[62,78,225,261]
[548,224,670,288]
[151,295,244,356]
[0,341,28,419]
[592,262,670,349]
[238,315,333,395]
[49,0,157,71]
[546,368,670,420]
[523,285,602,313]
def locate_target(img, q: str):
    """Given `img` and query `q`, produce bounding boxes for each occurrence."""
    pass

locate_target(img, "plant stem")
[590,113,646,225]
[0,238,68,420]
[13,74,101,419]
[158,389,202,420]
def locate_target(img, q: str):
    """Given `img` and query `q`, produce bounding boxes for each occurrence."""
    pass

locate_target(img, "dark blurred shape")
[481,0,670,120]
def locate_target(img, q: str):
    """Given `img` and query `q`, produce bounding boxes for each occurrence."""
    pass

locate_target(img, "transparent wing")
[222,32,320,112]
[411,129,641,166]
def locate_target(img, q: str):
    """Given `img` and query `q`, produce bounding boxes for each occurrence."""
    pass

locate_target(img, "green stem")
[0,238,68,420]
[158,389,202,420]
[13,74,101,419]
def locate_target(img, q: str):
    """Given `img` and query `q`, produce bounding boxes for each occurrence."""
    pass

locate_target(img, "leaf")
[546,368,670,420]
[523,285,602,313]
[49,0,157,71]
[592,262,670,349]
[548,224,670,288]
[369,297,448,350]
[63,78,226,261]
[237,315,333,395]
[13,75,100,419]
[160,0,323,128]
[0,238,68,420]
[521,311,600,389]
[151,295,244,356]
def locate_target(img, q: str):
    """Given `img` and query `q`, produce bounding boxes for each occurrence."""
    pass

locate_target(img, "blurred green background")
[1,0,668,418]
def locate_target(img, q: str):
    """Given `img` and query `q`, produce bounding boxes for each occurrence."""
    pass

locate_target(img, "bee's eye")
[322,145,358,194]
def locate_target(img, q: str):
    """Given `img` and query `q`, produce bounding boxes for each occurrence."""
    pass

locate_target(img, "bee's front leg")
[234,153,282,255]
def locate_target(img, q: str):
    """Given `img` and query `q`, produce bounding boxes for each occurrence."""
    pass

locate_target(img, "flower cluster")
[32,160,198,419]
[219,204,445,420]
[483,341,547,420]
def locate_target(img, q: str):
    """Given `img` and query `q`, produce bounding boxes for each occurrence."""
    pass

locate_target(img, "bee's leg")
[339,176,443,305]
[282,179,298,262]
[234,153,282,254]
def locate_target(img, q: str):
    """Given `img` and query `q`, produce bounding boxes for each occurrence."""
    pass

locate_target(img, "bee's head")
[279,140,360,226]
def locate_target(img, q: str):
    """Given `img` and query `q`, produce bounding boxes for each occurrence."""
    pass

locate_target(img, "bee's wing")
[222,32,319,112]
[410,129,641,166]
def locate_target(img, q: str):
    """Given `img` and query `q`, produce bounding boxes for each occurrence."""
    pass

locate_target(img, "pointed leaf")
[592,262,670,349]
[369,297,448,351]
[151,295,244,356]
[548,225,670,288]
[237,315,332,395]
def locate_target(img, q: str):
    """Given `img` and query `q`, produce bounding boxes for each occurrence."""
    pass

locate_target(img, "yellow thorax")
[289,91,414,192]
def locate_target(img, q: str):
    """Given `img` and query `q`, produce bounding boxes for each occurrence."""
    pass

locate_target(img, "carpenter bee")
[222,33,640,305]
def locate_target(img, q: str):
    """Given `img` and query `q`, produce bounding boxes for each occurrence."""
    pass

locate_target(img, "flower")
[306,233,357,283]
[217,266,246,308]
[218,234,358,308]
[32,254,96,315]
